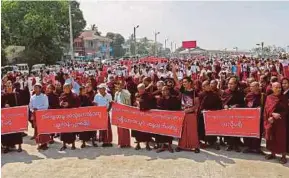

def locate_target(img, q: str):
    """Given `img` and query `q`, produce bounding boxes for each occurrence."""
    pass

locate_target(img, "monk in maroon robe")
[59,83,81,151]
[198,81,222,150]
[79,86,98,148]
[132,83,155,150]
[221,77,245,152]
[46,84,60,143]
[173,76,200,153]
[156,86,181,153]
[1,81,23,153]
[243,82,265,154]
[264,82,288,164]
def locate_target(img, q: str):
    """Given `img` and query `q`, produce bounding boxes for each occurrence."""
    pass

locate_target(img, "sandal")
[135,144,141,150]
[279,157,287,164]
[265,154,276,160]
[81,144,86,148]
[175,147,181,152]
[60,146,67,151]
[17,148,23,152]
[194,148,200,153]
[146,145,152,151]
[71,145,76,150]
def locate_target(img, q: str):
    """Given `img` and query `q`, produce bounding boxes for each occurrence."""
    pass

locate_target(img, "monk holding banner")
[221,77,245,152]
[59,83,81,151]
[243,82,265,154]
[198,80,222,150]
[264,82,288,164]
[1,81,24,153]
[133,83,155,151]
[156,86,181,153]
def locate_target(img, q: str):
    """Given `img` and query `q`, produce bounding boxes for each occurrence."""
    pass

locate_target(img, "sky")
[79,1,289,51]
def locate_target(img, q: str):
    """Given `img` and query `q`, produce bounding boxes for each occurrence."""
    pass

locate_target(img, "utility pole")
[69,1,74,60]
[154,31,160,56]
[171,41,173,53]
[133,25,139,56]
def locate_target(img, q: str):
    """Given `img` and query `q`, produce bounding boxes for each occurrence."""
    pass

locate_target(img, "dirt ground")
[1,126,289,178]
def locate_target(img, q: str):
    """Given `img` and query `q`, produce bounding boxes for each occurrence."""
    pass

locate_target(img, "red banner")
[1,106,28,135]
[35,106,108,134]
[111,103,185,137]
[182,41,197,49]
[203,108,261,138]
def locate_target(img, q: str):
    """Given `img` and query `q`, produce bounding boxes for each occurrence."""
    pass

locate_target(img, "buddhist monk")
[243,82,265,154]
[79,86,97,148]
[281,78,289,153]
[85,83,96,102]
[93,83,113,147]
[29,83,51,150]
[210,80,223,97]
[221,77,245,152]
[264,82,288,164]
[1,81,23,153]
[156,86,181,153]
[198,80,223,150]
[46,84,60,143]
[132,83,155,150]
[174,75,200,153]
[114,80,131,148]
[59,83,81,151]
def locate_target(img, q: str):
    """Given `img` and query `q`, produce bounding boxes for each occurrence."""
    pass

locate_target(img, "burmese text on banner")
[203,108,261,138]
[1,106,28,135]
[111,102,185,138]
[35,106,108,134]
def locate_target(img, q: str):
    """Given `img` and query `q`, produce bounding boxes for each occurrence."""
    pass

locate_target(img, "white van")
[31,64,46,74]
[15,63,29,74]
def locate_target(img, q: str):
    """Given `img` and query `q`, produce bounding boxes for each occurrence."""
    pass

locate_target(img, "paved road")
[2,126,289,178]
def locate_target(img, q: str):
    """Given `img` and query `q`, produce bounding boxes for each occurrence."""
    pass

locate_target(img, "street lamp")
[133,25,139,56]
[233,47,238,52]
[154,31,160,56]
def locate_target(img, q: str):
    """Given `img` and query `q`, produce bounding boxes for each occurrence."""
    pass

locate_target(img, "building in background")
[73,30,113,60]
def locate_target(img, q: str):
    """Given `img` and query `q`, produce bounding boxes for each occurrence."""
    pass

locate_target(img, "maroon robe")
[197,91,222,143]
[1,92,23,147]
[78,95,95,141]
[244,92,264,150]
[59,92,81,144]
[131,92,155,142]
[283,90,289,153]
[264,94,288,154]
[178,90,200,150]
[221,89,245,147]
[47,92,60,109]
[155,96,181,143]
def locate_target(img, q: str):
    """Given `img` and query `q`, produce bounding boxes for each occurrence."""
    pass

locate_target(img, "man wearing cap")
[29,83,51,150]
[93,83,113,147]
[59,83,81,151]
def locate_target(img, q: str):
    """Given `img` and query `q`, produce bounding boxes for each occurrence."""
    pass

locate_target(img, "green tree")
[1,1,86,65]
[106,32,125,58]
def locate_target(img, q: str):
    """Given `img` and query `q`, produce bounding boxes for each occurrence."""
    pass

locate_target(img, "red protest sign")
[111,103,185,138]
[203,108,261,138]
[182,41,197,49]
[35,106,108,134]
[1,106,28,135]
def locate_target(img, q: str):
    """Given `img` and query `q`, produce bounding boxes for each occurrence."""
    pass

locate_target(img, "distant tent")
[179,46,206,54]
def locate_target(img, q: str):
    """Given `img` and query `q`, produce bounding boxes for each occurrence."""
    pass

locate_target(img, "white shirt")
[29,93,49,112]
[93,93,112,109]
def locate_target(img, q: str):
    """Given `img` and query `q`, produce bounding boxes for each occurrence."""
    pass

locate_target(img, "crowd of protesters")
[1,53,289,164]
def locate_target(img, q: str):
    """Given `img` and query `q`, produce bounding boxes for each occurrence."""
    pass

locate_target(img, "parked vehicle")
[1,65,19,75]
[15,63,29,74]
[31,64,46,74]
